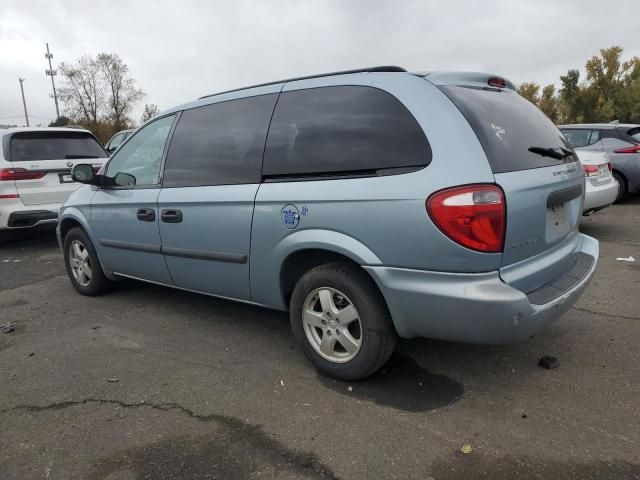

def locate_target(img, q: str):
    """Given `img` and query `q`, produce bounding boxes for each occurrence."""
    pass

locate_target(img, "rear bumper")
[365,234,598,344]
[0,200,60,230]
[583,177,618,213]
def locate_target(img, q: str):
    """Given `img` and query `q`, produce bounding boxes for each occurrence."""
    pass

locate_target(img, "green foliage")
[519,46,640,124]
[48,116,70,127]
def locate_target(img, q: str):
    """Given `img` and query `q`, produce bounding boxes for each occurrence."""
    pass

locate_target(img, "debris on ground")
[460,445,473,454]
[280,380,284,386]
[347,386,353,392]
[616,256,635,262]
[2,322,16,334]
[538,355,559,369]
[91,325,100,330]
[107,378,119,383]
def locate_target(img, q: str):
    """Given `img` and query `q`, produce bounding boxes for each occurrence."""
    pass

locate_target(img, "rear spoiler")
[422,71,516,91]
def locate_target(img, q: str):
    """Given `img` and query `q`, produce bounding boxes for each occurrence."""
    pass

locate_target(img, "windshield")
[439,85,575,173]
[9,131,108,162]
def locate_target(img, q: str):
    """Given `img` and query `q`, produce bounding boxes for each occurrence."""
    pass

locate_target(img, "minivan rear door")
[437,83,585,292]
[7,130,108,205]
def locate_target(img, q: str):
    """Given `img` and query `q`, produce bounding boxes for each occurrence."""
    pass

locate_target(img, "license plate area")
[551,204,566,226]
[58,173,74,183]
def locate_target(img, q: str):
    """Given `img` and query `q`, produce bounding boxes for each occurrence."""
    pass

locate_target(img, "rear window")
[9,131,107,162]
[560,129,600,148]
[440,85,574,173]
[625,127,640,142]
[263,86,431,177]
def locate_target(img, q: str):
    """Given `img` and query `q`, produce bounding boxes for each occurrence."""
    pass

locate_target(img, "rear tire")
[289,262,396,380]
[63,227,113,296]
[613,171,628,203]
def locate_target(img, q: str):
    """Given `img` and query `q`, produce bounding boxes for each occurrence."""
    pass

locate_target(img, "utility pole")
[45,43,60,120]
[18,78,29,127]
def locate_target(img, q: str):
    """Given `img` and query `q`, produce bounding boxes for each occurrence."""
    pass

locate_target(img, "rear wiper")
[528,146,574,160]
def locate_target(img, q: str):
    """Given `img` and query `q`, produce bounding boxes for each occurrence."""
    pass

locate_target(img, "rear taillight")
[614,144,640,154]
[427,184,506,253]
[0,168,47,181]
[582,165,599,177]
[607,162,612,172]
[0,194,19,199]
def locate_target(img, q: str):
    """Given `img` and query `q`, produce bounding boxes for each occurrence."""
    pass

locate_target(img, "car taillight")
[488,77,507,88]
[582,165,599,177]
[607,162,612,172]
[614,144,640,154]
[0,168,47,181]
[427,184,506,253]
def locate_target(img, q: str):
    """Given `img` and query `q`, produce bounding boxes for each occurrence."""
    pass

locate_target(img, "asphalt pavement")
[1,198,639,479]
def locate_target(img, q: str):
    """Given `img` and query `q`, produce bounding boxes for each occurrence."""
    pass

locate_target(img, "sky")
[1,0,639,127]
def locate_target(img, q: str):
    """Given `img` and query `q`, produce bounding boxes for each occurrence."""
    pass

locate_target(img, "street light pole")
[45,43,60,120]
[18,78,29,127]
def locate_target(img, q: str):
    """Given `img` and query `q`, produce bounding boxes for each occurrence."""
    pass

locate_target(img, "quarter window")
[105,115,175,186]
[163,94,278,187]
[262,86,431,176]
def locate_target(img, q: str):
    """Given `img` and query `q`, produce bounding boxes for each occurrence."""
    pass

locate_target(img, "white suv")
[0,127,108,229]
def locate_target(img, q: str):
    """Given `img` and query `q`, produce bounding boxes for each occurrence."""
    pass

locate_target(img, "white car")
[576,149,619,215]
[0,127,108,229]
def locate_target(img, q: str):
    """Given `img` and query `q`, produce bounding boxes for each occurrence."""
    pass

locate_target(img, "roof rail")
[199,66,406,100]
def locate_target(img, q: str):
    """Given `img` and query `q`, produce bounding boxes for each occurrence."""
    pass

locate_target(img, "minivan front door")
[156,91,279,300]
[91,114,176,283]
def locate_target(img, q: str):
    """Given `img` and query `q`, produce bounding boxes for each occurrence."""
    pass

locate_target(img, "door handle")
[136,208,155,222]
[161,209,183,223]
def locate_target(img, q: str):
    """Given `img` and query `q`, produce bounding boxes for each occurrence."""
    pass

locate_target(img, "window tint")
[10,131,107,162]
[625,127,640,142]
[441,85,574,173]
[163,94,277,187]
[105,115,175,186]
[108,133,126,150]
[262,86,431,176]
[561,129,599,148]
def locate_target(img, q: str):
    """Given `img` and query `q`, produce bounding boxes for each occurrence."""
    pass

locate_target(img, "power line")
[45,42,60,119]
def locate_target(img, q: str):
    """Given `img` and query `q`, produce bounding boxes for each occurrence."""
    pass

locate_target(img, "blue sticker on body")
[281,204,300,229]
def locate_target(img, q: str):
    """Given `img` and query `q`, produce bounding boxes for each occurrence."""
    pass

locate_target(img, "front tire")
[290,262,396,380]
[63,227,113,296]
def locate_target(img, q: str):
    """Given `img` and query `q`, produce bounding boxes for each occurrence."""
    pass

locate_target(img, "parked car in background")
[59,67,598,380]
[575,150,618,215]
[559,123,640,201]
[104,129,134,155]
[0,127,108,230]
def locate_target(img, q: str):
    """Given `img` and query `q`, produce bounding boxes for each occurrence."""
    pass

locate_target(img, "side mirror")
[71,164,98,185]
[114,172,136,187]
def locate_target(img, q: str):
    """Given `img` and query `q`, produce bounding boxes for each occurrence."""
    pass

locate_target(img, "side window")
[163,94,277,187]
[561,129,591,148]
[105,115,175,186]
[107,133,125,151]
[588,130,601,144]
[263,86,431,176]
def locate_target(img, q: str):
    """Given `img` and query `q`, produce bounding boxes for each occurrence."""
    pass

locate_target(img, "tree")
[141,103,160,123]
[538,85,559,123]
[97,53,144,131]
[58,55,105,132]
[517,82,540,105]
[57,52,145,142]
[48,116,70,127]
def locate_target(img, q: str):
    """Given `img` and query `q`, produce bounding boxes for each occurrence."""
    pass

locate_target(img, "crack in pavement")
[1,397,341,480]
[572,306,640,321]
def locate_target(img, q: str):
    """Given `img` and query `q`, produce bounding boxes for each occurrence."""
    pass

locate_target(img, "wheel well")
[59,218,83,241]
[612,169,627,186]
[280,249,364,306]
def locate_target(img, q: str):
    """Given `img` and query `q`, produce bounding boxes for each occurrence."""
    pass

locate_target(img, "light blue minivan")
[59,67,598,380]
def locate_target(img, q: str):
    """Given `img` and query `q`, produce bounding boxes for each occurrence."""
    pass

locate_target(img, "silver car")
[575,150,618,215]
[560,123,640,201]
[58,67,598,380]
